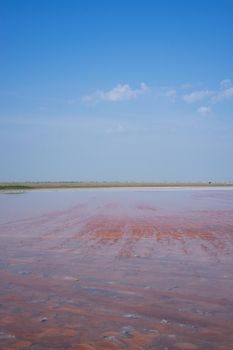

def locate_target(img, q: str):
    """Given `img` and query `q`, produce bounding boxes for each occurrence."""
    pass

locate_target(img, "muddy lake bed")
[0,187,233,349]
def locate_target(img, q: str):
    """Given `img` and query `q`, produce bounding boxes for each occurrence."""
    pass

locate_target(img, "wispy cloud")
[212,86,233,102]
[106,123,128,134]
[183,90,214,103]
[82,79,232,118]
[182,79,233,114]
[197,106,211,116]
[159,88,177,102]
[220,79,231,90]
[83,83,148,103]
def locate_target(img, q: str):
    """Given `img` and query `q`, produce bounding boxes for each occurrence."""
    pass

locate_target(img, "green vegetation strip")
[0,185,33,190]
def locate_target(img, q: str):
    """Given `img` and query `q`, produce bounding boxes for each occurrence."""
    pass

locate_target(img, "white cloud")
[210,79,233,102]
[180,83,193,90]
[183,79,233,107]
[106,123,128,134]
[212,86,233,102]
[83,83,148,103]
[197,106,211,116]
[183,90,214,103]
[159,88,177,102]
[220,79,231,90]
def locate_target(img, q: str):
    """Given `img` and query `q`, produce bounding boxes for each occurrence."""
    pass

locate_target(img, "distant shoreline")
[0,181,233,191]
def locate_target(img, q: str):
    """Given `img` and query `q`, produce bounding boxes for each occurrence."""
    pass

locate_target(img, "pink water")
[0,188,233,349]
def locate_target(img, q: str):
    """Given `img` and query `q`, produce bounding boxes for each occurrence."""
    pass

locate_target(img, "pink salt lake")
[0,187,233,350]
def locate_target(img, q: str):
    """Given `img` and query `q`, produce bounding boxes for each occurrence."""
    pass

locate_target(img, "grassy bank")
[0,181,233,190]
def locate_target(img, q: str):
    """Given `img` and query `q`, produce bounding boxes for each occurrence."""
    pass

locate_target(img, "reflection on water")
[0,188,233,349]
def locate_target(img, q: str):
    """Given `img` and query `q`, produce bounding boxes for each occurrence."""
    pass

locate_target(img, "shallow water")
[0,188,233,349]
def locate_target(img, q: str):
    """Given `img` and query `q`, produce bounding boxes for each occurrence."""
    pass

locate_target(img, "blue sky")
[1,0,233,182]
